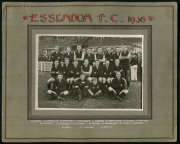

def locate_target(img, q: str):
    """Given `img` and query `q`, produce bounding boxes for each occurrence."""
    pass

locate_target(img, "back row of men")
[51,45,132,67]
[47,45,131,101]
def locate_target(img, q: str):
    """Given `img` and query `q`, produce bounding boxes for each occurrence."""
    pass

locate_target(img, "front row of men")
[47,59,129,101]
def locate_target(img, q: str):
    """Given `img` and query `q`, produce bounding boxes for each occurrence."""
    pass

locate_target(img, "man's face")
[105,60,110,65]
[123,46,128,51]
[55,47,59,53]
[116,48,120,53]
[80,75,85,80]
[87,49,91,54]
[95,61,99,67]
[67,47,71,52]
[115,60,119,65]
[77,46,81,51]
[55,61,59,67]
[138,53,142,57]
[98,48,102,53]
[65,59,69,64]
[84,60,89,65]
[58,75,63,80]
[93,79,97,85]
[107,47,111,53]
[74,61,78,67]
[116,73,121,79]
[60,61,64,65]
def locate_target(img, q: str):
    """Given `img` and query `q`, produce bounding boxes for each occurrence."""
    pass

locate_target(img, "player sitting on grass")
[47,74,69,101]
[74,74,89,101]
[88,78,102,98]
[108,71,128,101]
[47,60,60,90]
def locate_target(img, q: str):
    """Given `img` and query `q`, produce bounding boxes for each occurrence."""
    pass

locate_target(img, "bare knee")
[66,78,70,84]
[87,77,92,83]
[102,78,106,83]
[70,78,74,84]
[98,77,102,83]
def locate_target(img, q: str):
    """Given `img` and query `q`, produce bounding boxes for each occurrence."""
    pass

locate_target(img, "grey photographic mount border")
[4,4,175,140]
[28,25,151,120]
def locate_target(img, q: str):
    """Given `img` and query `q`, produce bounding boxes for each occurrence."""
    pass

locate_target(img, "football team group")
[45,45,142,101]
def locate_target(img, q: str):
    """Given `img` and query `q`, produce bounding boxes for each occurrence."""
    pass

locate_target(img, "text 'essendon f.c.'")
[23,14,122,23]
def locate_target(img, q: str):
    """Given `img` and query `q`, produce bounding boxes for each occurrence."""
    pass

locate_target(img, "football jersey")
[53,78,67,94]
[103,65,113,77]
[82,64,90,72]
[70,65,81,78]
[75,79,89,89]
[84,53,94,65]
[51,64,60,77]
[64,52,74,63]
[96,53,104,60]
[111,77,126,92]
[91,66,103,78]
[89,83,100,93]
[120,51,130,65]
[63,63,71,78]
[75,51,83,58]
[51,52,63,62]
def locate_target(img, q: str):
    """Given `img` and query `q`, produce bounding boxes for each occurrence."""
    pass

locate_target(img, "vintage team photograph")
[36,34,143,109]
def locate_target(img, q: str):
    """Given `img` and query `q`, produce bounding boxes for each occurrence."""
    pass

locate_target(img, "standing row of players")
[47,45,131,101]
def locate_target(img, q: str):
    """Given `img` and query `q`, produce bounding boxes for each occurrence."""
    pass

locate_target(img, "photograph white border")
[35,34,144,111]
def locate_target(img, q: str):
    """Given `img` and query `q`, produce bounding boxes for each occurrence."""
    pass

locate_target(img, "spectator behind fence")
[137,52,142,81]
[130,53,138,81]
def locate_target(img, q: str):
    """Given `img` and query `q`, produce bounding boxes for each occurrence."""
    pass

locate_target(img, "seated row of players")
[47,58,128,101]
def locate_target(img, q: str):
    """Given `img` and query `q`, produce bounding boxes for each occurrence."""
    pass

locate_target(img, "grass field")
[38,71,142,109]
